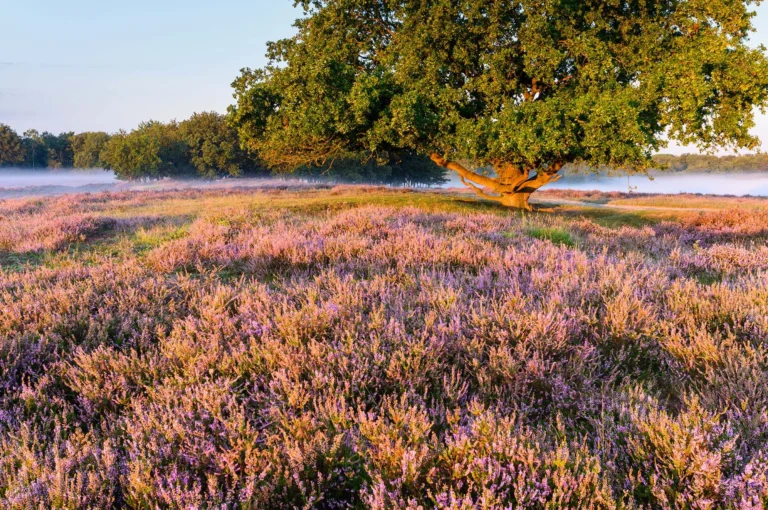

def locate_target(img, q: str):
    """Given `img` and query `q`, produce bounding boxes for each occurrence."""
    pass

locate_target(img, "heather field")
[1,185,768,509]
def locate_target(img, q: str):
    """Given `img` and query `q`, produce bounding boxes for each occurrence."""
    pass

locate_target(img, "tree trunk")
[500,192,533,210]
[430,153,562,210]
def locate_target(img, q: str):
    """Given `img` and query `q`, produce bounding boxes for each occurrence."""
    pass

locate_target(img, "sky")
[1,0,767,155]
[0,1,300,133]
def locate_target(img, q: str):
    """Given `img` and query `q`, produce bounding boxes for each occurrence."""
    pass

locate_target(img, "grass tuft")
[526,226,575,247]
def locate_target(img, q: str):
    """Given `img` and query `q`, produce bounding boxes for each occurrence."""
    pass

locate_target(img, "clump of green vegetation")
[526,226,575,247]
[131,224,190,255]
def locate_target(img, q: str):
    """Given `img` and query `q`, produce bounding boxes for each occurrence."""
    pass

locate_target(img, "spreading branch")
[515,172,563,194]
[430,153,507,192]
[433,153,568,209]
[459,175,503,202]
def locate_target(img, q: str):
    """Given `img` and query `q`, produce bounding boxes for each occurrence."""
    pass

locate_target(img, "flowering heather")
[0,186,767,508]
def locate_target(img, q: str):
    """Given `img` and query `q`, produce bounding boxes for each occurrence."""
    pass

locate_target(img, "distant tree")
[22,130,48,168]
[41,132,74,168]
[179,112,249,178]
[71,132,110,169]
[141,121,191,176]
[387,152,449,187]
[0,124,25,167]
[230,0,768,209]
[99,130,159,180]
[100,121,191,180]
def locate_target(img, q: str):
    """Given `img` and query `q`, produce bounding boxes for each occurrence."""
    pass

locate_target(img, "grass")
[565,207,663,228]
[525,226,575,247]
[0,250,46,271]
[130,223,191,255]
[101,188,506,219]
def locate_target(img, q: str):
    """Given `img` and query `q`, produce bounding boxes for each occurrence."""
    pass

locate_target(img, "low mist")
[0,168,423,200]
[3,168,768,200]
[0,168,117,187]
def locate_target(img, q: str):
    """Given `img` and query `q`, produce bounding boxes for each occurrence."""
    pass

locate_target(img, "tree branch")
[522,78,543,102]
[431,153,511,192]
[513,171,562,194]
[432,154,566,198]
[459,176,503,202]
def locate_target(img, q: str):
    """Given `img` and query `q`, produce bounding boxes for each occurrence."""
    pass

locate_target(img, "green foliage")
[72,132,111,169]
[14,130,75,169]
[99,130,160,180]
[525,226,575,247]
[100,121,191,180]
[21,130,49,168]
[179,112,249,178]
[230,0,768,181]
[0,124,25,166]
[93,113,439,183]
[295,151,447,186]
[41,131,74,168]
[385,152,449,187]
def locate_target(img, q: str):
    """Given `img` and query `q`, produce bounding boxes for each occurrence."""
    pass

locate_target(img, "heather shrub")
[624,396,738,508]
[397,408,615,509]
[0,423,121,509]
[0,187,766,507]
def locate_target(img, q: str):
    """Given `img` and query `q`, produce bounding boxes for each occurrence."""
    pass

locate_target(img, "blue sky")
[0,1,300,133]
[1,0,767,154]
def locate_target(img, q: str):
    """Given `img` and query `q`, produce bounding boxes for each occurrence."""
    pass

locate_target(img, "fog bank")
[546,172,768,197]
[3,169,768,200]
[0,169,118,188]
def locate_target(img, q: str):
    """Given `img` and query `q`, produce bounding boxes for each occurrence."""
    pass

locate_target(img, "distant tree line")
[0,116,448,186]
[0,125,76,169]
[651,153,768,173]
[290,152,450,187]
[558,153,768,176]
[3,118,766,183]
[0,113,262,180]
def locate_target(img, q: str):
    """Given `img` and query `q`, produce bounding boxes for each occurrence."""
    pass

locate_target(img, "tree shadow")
[0,214,195,272]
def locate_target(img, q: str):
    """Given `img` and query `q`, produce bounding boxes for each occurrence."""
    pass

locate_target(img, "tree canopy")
[100,121,191,181]
[0,124,25,167]
[230,0,768,208]
[179,112,251,178]
[21,130,49,168]
[71,132,111,169]
[0,119,445,184]
[42,131,75,168]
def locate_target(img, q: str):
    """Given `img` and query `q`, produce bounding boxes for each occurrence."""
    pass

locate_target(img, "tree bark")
[500,192,534,210]
[430,153,562,210]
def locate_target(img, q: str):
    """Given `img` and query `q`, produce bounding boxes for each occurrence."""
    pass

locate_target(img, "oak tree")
[231,0,768,209]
